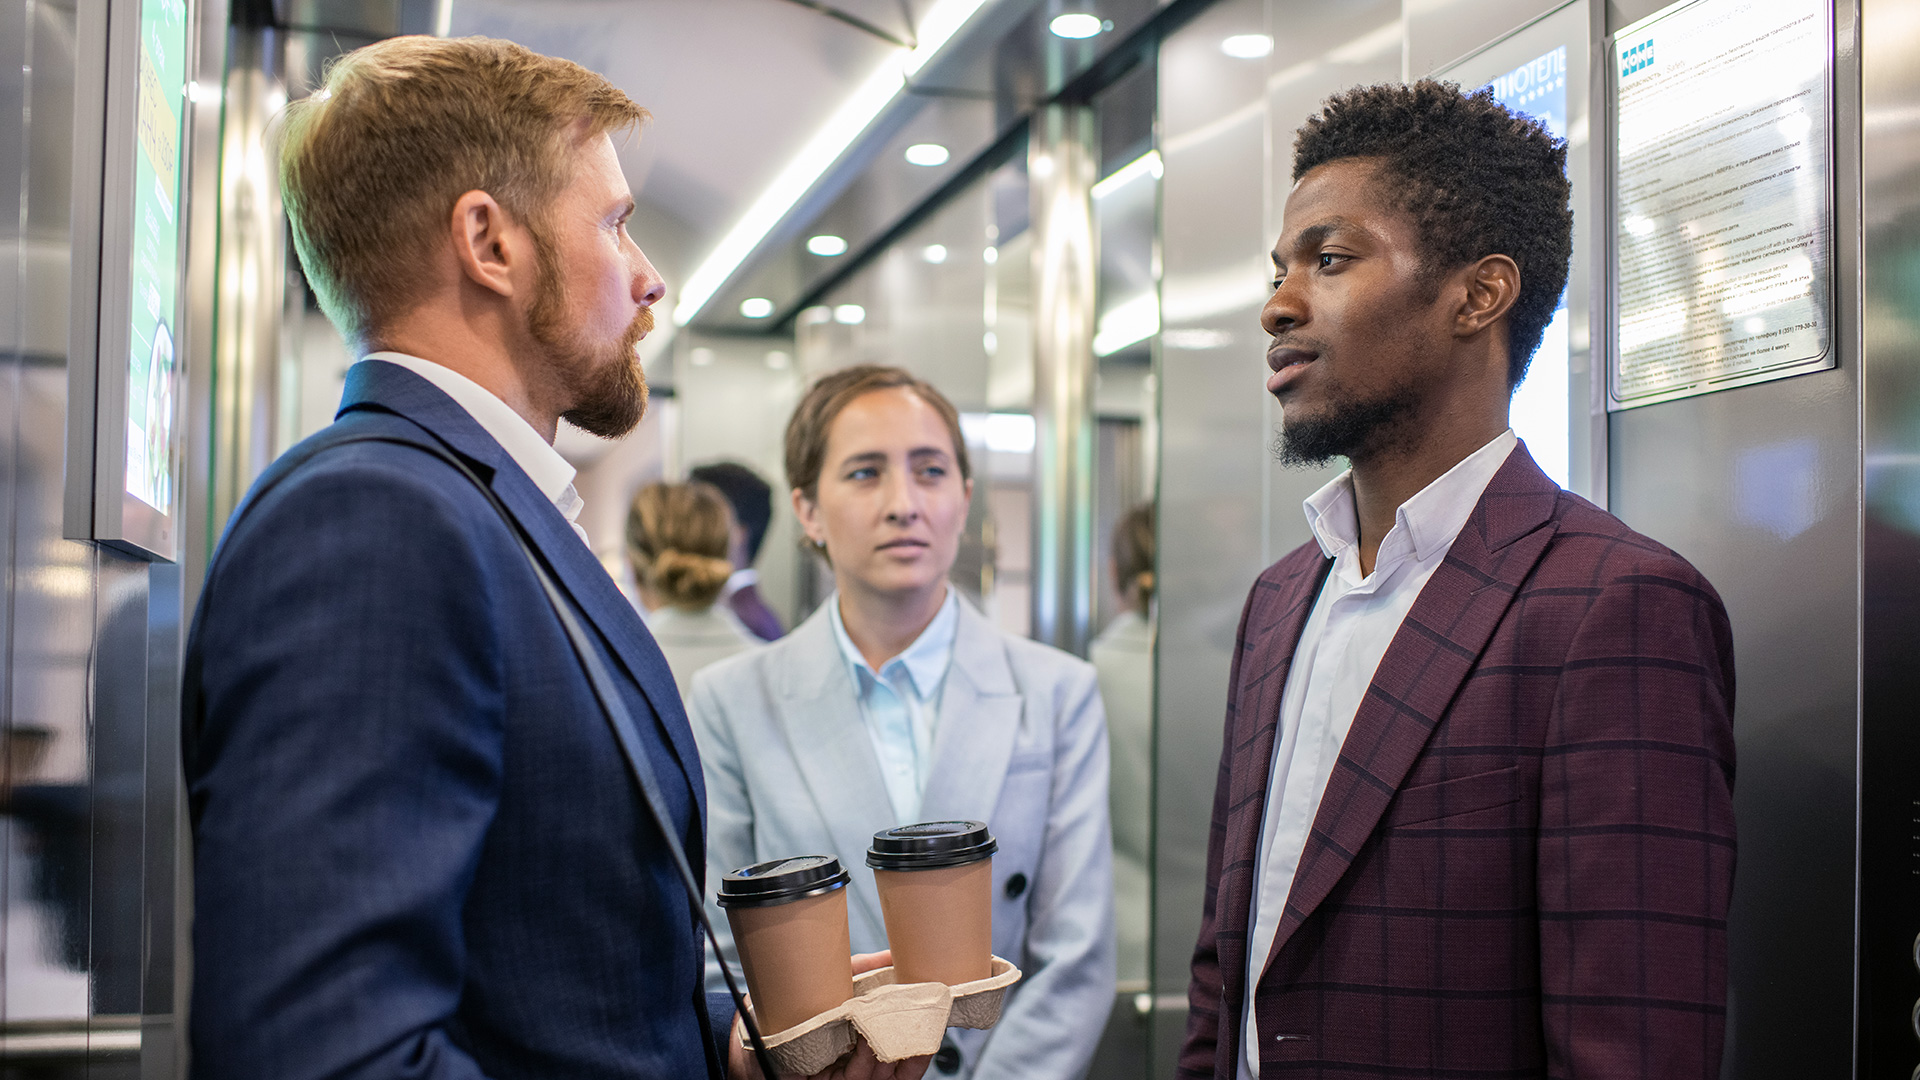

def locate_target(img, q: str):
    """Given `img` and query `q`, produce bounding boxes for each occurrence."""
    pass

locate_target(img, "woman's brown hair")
[625,482,736,610]
[1113,501,1156,613]
[783,364,972,503]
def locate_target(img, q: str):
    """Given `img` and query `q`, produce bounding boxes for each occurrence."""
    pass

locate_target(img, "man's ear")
[1454,254,1521,338]
[451,190,523,300]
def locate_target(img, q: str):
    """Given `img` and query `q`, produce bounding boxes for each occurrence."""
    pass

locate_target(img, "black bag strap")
[228,429,781,1079]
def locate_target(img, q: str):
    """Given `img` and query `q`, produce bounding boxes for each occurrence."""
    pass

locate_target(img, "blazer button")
[1004,872,1028,899]
[933,1037,962,1073]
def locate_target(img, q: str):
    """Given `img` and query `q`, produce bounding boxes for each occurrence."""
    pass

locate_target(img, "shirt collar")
[1301,429,1519,571]
[360,352,579,512]
[827,588,961,700]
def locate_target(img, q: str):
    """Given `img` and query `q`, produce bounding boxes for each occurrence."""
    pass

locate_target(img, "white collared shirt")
[719,567,758,603]
[828,588,961,823]
[1240,430,1518,1079]
[361,352,590,548]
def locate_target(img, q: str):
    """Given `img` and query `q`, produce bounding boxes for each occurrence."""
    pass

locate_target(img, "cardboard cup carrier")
[725,825,1021,1074]
[717,855,857,1034]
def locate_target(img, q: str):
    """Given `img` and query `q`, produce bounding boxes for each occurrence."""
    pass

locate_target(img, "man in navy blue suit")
[183,35,924,1080]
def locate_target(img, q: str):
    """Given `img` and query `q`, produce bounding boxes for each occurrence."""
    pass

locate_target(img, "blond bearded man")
[183,36,924,1080]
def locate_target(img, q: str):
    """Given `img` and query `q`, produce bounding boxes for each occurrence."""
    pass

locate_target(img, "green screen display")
[124,0,188,512]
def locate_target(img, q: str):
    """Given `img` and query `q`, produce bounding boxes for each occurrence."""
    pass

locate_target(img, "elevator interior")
[1,0,1915,1076]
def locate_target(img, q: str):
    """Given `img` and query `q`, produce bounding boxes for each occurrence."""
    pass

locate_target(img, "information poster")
[1609,0,1832,409]
[124,0,188,511]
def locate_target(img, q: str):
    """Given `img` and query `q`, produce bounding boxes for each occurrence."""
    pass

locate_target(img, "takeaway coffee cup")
[866,821,998,985]
[717,855,856,1034]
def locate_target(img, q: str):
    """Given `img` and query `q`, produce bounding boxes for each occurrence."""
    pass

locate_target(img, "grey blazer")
[687,595,1117,1080]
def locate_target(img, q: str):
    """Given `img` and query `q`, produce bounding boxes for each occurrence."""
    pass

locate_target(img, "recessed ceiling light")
[1221,33,1273,59]
[1049,13,1103,39]
[834,304,866,325]
[672,0,994,326]
[738,297,774,318]
[922,244,949,264]
[982,246,998,265]
[905,143,950,166]
[807,234,849,256]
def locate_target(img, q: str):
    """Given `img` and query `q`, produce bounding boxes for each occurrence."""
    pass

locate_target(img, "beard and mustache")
[1270,342,1421,469]
[525,233,652,440]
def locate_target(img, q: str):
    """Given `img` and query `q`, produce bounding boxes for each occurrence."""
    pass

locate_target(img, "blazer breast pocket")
[1380,766,1519,828]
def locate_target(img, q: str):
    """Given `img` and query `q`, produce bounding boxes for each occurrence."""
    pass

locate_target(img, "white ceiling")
[447,0,933,304]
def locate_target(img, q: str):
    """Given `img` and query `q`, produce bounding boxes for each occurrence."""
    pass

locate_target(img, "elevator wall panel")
[1858,0,1920,1072]
[1152,2,1271,1069]
[1604,1,1863,1076]
[1153,0,1399,1069]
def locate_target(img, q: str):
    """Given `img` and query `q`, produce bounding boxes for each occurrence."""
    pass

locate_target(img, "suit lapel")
[1216,549,1333,1016]
[918,599,1022,826]
[337,362,709,849]
[1263,445,1562,967]
[777,607,897,937]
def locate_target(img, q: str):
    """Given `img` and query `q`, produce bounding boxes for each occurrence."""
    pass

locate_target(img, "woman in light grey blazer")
[688,365,1115,1080]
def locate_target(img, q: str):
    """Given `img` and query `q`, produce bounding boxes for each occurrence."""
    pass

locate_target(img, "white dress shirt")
[1240,430,1517,1079]
[827,588,961,823]
[361,352,590,548]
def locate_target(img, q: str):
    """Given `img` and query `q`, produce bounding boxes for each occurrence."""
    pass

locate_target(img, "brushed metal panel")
[1409,0,1569,76]
[1152,0,1399,1070]
[1029,103,1099,655]
[1858,0,1920,1071]
[1153,2,1271,1069]
[1607,3,1862,1074]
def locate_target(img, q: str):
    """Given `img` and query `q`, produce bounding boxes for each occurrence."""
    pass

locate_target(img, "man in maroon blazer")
[1180,81,1736,1080]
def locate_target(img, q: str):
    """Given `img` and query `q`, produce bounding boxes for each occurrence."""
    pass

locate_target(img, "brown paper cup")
[726,888,856,1034]
[866,821,999,986]
[873,859,994,985]
[717,855,856,1035]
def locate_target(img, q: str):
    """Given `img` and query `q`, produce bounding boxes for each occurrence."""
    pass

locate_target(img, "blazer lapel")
[918,599,1022,825]
[777,606,897,937]
[1263,444,1563,967]
[1216,549,1334,1015]
[337,362,709,845]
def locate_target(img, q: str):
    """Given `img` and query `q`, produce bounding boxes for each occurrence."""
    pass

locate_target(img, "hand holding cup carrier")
[717,822,1022,1073]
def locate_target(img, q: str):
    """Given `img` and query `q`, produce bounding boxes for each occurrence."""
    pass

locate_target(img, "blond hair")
[277,35,648,347]
[626,482,736,610]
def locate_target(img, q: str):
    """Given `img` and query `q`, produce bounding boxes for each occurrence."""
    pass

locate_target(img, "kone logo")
[1621,39,1654,75]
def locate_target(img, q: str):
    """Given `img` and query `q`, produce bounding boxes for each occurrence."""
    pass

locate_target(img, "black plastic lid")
[716,855,851,908]
[866,820,998,871]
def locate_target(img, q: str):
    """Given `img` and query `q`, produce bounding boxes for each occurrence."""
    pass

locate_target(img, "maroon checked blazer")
[1180,444,1736,1080]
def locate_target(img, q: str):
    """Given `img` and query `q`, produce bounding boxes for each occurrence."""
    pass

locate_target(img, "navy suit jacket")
[184,361,727,1079]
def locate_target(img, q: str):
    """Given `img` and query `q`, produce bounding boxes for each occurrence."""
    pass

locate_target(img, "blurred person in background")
[1090,501,1154,987]
[688,364,1116,1079]
[690,461,786,641]
[627,481,759,694]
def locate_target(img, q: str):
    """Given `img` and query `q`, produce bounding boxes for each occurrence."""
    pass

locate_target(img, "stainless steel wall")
[1153,0,1394,1068]
[1603,0,1862,1074]
[0,0,224,1074]
[1852,0,1916,1074]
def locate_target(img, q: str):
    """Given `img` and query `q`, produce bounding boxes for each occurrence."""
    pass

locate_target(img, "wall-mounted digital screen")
[125,0,188,514]
[1485,46,1571,489]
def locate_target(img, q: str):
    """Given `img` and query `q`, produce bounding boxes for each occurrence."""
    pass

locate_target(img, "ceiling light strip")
[671,0,992,326]
[1090,149,1162,200]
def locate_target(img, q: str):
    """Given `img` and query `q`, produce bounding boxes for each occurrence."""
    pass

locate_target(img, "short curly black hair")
[1293,80,1572,389]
